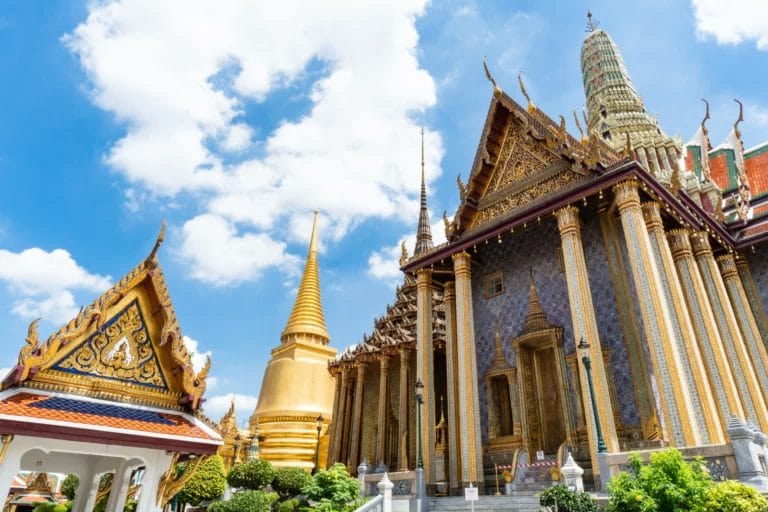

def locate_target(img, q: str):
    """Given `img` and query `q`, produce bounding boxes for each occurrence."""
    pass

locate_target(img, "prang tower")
[253,212,337,469]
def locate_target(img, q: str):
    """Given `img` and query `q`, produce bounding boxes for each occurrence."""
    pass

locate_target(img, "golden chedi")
[253,211,337,469]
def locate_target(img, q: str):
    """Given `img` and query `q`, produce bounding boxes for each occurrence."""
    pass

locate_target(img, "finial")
[700,98,711,136]
[414,128,434,256]
[734,99,744,139]
[483,57,500,94]
[518,71,535,112]
[145,220,166,265]
[573,110,586,143]
[586,10,599,32]
[581,109,590,133]
[399,240,409,266]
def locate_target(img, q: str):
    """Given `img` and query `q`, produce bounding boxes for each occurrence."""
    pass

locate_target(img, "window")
[484,271,504,298]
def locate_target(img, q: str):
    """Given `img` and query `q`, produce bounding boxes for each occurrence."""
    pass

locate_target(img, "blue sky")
[0,0,766,421]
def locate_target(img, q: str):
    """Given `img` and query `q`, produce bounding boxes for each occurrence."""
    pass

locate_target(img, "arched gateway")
[0,228,222,512]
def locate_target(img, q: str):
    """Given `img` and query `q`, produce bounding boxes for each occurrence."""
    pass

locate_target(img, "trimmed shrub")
[176,454,227,506]
[227,459,277,490]
[539,485,597,512]
[207,490,277,512]
[705,480,768,512]
[273,467,313,498]
[61,474,79,500]
[302,463,360,510]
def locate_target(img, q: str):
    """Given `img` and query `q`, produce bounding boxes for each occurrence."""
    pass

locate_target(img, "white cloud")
[65,0,443,285]
[204,393,259,423]
[692,0,768,50]
[0,248,112,323]
[182,335,212,374]
[368,218,446,284]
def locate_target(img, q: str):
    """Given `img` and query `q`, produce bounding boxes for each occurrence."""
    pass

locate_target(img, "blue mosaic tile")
[30,396,175,425]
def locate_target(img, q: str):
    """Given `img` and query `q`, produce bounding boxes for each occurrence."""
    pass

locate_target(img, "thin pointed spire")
[281,211,329,343]
[522,271,550,334]
[414,127,434,256]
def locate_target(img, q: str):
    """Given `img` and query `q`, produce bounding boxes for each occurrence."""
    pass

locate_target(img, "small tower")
[253,212,337,469]
[414,127,434,256]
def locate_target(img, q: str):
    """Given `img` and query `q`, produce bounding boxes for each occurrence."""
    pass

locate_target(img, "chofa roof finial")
[734,99,744,139]
[518,71,535,112]
[483,57,501,95]
[145,220,166,266]
[700,98,711,136]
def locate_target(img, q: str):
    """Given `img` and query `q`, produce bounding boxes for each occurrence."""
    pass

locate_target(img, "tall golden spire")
[281,211,329,343]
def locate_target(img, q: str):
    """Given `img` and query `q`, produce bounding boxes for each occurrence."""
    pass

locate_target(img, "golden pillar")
[416,269,436,482]
[735,257,768,343]
[348,363,366,470]
[598,210,656,438]
[613,182,698,446]
[642,202,723,444]
[452,252,484,488]
[327,369,343,466]
[338,368,353,465]
[397,348,410,471]
[718,254,768,412]
[690,232,768,430]
[555,206,618,473]
[376,355,390,465]
[443,280,461,491]
[667,229,745,432]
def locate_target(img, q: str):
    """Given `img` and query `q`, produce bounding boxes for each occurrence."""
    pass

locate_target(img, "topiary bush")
[61,474,79,501]
[705,480,768,512]
[33,504,69,512]
[607,449,712,512]
[207,490,277,512]
[277,497,301,512]
[539,485,597,512]
[273,467,313,498]
[176,454,227,506]
[302,463,360,510]
[227,459,277,490]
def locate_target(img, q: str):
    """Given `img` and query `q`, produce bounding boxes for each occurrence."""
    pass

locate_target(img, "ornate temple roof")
[281,211,330,344]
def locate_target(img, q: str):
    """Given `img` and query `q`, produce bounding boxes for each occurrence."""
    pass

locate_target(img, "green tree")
[33,504,69,512]
[227,459,277,490]
[607,449,712,512]
[705,480,768,512]
[302,463,360,510]
[272,467,313,498]
[539,485,597,512]
[176,454,227,506]
[61,474,79,501]
[207,490,277,512]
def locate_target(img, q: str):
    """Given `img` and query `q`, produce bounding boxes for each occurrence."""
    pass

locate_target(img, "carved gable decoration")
[50,299,169,391]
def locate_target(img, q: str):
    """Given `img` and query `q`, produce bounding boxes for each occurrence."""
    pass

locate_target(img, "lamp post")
[578,337,606,453]
[233,433,241,467]
[415,379,424,469]
[313,414,323,475]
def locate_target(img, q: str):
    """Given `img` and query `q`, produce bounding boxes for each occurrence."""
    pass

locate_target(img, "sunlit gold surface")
[255,212,337,468]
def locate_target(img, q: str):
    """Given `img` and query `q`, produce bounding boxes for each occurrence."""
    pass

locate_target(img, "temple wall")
[471,215,641,444]
[746,243,768,320]
[361,364,380,465]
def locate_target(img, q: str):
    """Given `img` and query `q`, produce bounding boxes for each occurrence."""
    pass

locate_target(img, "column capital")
[452,252,471,276]
[416,268,433,288]
[667,228,693,260]
[735,255,750,270]
[612,180,641,211]
[641,201,664,232]
[556,205,581,236]
[380,354,390,368]
[716,253,739,280]
[690,231,713,260]
[443,280,456,299]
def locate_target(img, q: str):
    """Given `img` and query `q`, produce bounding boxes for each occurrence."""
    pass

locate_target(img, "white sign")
[464,485,479,501]
[536,450,545,461]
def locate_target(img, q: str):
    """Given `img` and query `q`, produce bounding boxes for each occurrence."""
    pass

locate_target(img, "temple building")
[0,227,222,512]
[325,15,768,496]
[249,212,337,470]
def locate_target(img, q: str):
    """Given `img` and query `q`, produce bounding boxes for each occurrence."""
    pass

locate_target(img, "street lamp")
[578,337,606,453]
[233,433,241,467]
[415,379,424,469]
[313,415,323,475]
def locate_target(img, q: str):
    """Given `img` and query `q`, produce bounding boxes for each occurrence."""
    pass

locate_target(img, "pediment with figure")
[2,226,210,411]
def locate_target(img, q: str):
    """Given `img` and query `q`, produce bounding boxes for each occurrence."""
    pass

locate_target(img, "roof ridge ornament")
[483,57,501,95]
[573,109,587,143]
[700,98,711,137]
[586,10,600,32]
[517,71,536,112]
[145,220,166,267]
[734,99,744,140]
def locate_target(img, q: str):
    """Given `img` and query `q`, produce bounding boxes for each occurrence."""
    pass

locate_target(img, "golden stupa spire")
[281,211,329,343]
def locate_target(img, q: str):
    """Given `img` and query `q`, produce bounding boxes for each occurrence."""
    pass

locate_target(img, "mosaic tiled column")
[416,269,436,483]
[719,254,768,420]
[735,257,768,347]
[667,229,745,435]
[443,280,461,490]
[691,232,768,431]
[348,363,367,470]
[376,355,390,465]
[555,206,618,476]
[397,348,410,471]
[598,210,656,438]
[613,182,698,446]
[642,202,723,444]
[327,369,344,466]
[338,368,352,464]
[506,370,522,437]
[452,252,484,489]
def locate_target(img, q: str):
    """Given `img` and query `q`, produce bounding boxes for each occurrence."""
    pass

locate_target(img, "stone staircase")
[428,492,544,512]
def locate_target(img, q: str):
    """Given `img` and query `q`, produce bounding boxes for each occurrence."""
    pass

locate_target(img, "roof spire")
[518,72,536,112]
[586,10,599,32]
[414,127,434,256]
[281,211,329,343]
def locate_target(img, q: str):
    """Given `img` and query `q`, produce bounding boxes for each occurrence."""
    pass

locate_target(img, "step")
[428,496,545,512]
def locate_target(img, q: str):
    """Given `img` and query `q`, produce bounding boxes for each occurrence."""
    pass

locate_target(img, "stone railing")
[362,469,416,498]
[353,473,393,512]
